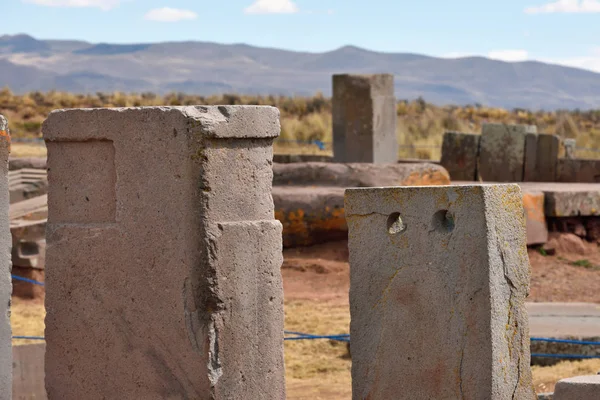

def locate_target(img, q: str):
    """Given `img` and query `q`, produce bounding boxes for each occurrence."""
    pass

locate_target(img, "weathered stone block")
[346,184,535,400]
[0,115,12,398]
[333,74,397,163]
[44,106,285,399]
[554,375,600,400]
[558,159,600,183]
[535,134,560,182]
[523,191,549,245]
[479,123,537,182]
[440,131,480,181]
[524,132,538,181]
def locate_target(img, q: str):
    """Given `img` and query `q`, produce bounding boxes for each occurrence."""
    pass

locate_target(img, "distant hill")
[1,34,600,110]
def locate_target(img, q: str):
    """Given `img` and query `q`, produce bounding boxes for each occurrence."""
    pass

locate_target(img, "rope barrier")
[531,337,600,346]
[11,275,44,286]
[12,336,45,341]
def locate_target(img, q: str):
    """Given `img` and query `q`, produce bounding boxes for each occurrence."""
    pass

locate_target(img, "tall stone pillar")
[333,74,398,163]
[44,106,285,399]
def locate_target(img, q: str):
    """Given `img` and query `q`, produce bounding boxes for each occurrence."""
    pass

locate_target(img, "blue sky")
[3,0,600,72]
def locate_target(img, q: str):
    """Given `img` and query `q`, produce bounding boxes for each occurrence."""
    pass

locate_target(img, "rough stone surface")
[558,159,600,183]
[0,115,12,399]
[440,131,480,181]
[479,123,537,182]
[524,132,538,181]
[44,106,285,400]
[332,74,397,163]
[523,191,548,245]
[538,183,600,217]
[9,157,46,171]
[554,375,600,400]
[346,184,535,400]
[273,162,450,188]
[535,134,560,182]
[274,186,346,247]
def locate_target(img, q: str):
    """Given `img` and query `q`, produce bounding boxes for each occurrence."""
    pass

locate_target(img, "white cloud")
[144,7,198,22]
[22,0,122,10]
[488,50,529,62]
[525,0,600,14]
[245,0,298,14]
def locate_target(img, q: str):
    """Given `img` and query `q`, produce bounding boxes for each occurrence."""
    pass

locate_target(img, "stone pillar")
[554,375,600,399]
[332,74,397,163]
[535,134,560,182]
[43,106,285,399]
[479,123,537,182]
[523,132,538,181]
[440,131,480,181]
[0,115,12,399]
[346,184,535,400]
[563,138,576,159]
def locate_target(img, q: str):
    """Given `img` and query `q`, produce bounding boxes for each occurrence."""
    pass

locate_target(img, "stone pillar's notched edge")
[481,184,536,399]
[0,114,11,399]
[180,106,284,399]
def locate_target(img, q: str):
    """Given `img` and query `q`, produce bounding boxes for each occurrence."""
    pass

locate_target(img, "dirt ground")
[11,234,600,398]
[282,236,600,398]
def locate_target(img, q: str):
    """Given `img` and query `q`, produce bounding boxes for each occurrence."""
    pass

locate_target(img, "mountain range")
[1,34,600,110]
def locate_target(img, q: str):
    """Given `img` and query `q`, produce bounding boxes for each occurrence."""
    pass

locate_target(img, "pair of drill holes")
[387,210,455,235]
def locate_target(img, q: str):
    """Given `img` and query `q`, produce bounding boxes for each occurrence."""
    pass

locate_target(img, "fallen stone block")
[9,157,46,171]
[440,131,480,181]
[554,375,600,400]
[274,186,346,247]
[479,123,537,182]
[44,106,285,399]
[537,183,600,217]
[333,74,397,163]
[558,159,600,183]
[273,162,450,187]
[346,184,535,400]
[0,114,11,398]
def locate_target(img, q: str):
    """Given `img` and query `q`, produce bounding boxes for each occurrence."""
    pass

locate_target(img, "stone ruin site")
[0,72,598,400]
[2,4,600,397]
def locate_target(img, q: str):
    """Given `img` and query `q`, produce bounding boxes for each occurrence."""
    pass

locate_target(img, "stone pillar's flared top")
[0,115,12,399]
[43,106,285,399]
[333,74,398,163]
[479,123,537,182]
[345,184,535,400]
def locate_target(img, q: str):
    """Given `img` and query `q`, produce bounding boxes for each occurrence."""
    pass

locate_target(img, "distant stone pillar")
[346,184,535,400]
[479,123,537,182]
[332,74,397,163]
[554,375,600,399]
[440,131,481,181]
[0,115,12,399]
[44,106,285,399]
[535,134,560,182]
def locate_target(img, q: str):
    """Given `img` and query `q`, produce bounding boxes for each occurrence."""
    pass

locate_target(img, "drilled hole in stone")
[387,212,407,235]
[432,210,455,233]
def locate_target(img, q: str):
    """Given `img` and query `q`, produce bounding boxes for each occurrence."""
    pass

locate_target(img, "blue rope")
[284,330,350,342]
[276,139,328,151]
[12,336,45,341]
[531,337,600,346]
[11,275,45,286]
[532,353,600,360]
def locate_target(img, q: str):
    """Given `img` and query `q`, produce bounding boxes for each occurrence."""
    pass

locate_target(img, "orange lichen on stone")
[276,207,347,247]
[400,168,451,186]
[522,192,545,224]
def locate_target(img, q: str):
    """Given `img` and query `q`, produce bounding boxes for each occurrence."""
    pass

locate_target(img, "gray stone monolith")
[0,115,12,399]
[440,131,480,181]
[333,74,397,163]
[479,123,537,182]
[43,106,285,399]
[535,134,560,182]
[346,184,535,400]
[554,375,600,399]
